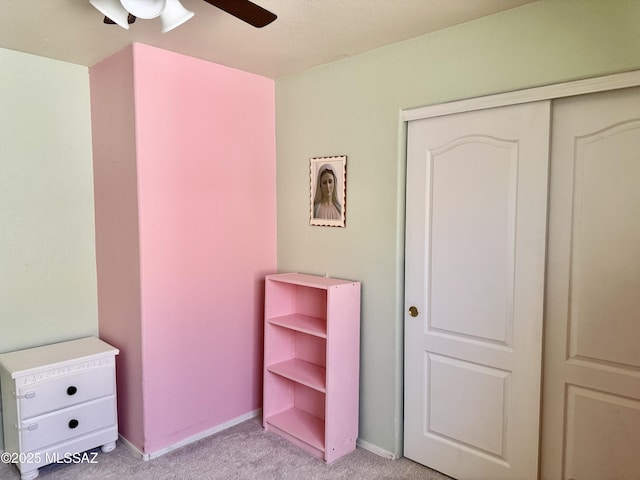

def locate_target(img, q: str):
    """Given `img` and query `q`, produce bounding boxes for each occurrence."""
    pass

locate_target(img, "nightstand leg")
[20,469,39,480]
[101,441,116,453]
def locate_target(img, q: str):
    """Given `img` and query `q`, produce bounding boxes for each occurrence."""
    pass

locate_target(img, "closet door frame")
[402,69,640,477]
[402,70,640,122]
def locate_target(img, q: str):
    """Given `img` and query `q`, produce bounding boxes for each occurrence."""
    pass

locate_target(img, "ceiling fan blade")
[203,0,276,28]
[103,14,136,25]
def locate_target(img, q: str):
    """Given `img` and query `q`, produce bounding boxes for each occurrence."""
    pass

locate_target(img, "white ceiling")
[0,0,536,78]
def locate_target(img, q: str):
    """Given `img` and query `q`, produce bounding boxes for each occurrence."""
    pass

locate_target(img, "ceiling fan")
[90,0,277,33]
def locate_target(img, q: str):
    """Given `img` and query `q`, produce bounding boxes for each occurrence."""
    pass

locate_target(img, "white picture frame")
[309,156,347,227]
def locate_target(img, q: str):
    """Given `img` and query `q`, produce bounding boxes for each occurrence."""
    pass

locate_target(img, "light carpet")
[0,417,452,480]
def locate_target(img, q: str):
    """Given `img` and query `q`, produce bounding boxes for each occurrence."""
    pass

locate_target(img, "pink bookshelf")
[263,273,361,463]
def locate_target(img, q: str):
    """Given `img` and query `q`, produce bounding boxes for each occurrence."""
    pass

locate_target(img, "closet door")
[542,87,640,480]
[404,101,550,480]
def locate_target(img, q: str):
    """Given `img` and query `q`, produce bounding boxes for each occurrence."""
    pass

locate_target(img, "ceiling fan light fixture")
[119,0,166,20]
[94,0,276,33]
[90,0,130,29]
[160,0,195,33]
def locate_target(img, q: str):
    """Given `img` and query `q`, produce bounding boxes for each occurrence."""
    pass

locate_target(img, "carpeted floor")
[0,417,452,480]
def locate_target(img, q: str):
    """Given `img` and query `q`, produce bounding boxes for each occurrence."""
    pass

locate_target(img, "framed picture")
[309,155,347,227]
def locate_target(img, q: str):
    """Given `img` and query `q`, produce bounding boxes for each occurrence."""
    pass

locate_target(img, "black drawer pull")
[68,419,79,429]
[66,386,78,396]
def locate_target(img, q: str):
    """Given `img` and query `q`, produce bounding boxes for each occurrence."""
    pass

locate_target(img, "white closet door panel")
[405,101,550,480]
[542,86,640,480]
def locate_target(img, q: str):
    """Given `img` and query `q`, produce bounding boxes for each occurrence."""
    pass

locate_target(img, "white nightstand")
[0,337,119,480]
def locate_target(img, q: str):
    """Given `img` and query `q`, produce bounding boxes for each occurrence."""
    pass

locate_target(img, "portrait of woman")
[310,156,346,227]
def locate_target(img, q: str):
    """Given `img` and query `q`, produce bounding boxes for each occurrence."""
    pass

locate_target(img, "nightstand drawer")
[18,365,115,419]
[20,395,116,453]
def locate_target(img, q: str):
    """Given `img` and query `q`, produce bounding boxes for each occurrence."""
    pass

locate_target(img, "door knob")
[408,306,419,317]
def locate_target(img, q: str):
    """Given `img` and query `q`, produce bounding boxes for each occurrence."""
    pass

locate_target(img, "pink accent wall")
[90,46,145,450]
[90,43,276,455]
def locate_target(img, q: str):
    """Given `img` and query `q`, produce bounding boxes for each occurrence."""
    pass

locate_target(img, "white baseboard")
[120,408,262,461]
[356,438,399,460]
[118,411,400,462]
[118,434,146,459]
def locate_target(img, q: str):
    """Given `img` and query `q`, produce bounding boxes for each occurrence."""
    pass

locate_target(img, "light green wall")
[275,0,640,456]
[0,49,97,448]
